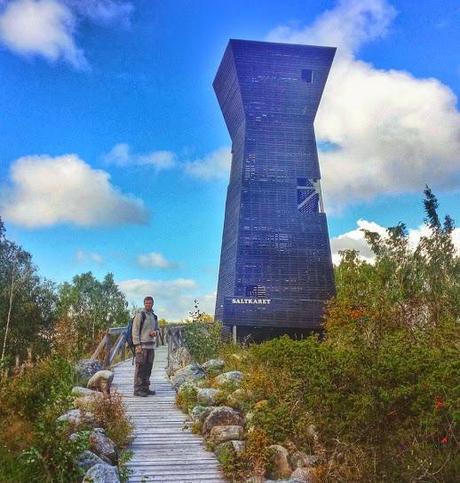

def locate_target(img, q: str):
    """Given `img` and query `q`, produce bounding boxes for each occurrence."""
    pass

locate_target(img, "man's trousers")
[134,348,155,394]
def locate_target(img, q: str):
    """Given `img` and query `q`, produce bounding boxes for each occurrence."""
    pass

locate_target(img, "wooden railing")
[166,325,186,370]
[91,326,166,368]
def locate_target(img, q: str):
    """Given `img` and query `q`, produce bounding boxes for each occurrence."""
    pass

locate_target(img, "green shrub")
[182,320,222,363]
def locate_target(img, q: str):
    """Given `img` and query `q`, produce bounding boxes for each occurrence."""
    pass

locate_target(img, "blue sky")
[1,0,459,320]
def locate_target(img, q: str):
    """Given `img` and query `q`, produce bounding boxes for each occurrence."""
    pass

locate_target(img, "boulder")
[57,409,95,429]
[83,463,120,483]
[289,451,318,469]
[201,359,225,374]
[267,444,292,479]
[290,467,314,482]
[189,405,216,423]
[170,364,205,390]
[75,450,106,472]
[71,386,98,397]
[87,370,114,395]
[75,359,103,386]
[166,347,192,375]
[209,425,244,444]
[74,394,103,410]
[202,406,242,434]
[214,439,245,463]
[197,388,220,406]
[89,428,118,465]
[214,371,244,387]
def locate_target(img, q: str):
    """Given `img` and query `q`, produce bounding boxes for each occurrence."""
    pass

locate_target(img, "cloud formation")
[0,154,148,228]
[118,278,216,320]
[104,143,176,170]
[75,249,104,264]
[137,252,178,269]
[184,147,231,181]
[330,218,460,264]
[267,0,460,210]
[0,0,133,68]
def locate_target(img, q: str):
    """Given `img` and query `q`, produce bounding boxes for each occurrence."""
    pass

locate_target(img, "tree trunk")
[1,267,15,363]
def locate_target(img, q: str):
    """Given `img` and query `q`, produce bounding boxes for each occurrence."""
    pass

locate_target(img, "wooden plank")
[112,346,226,482]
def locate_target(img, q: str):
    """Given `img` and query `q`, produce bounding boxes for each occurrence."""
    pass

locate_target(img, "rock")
[83,463,120,483]
[227,388,253,408]
[267,445,292,479]
[75,359,103,386]
[214,439,245,463]
[87,370,114,395]
[197,388,220,406]
[201,359,225,374]
[170,364,206,390]
[289,451,318,469]
[291,467,314,482]
[71,386,98,397]
[214,371,244,387]
[166,346,192,376]
[189,405,216,422]
[57,409,95,429]
[74,394,103,410]
[75,450,106,472]
[209,425,244,444]
[89,428,118,465]
[202,406,242,434]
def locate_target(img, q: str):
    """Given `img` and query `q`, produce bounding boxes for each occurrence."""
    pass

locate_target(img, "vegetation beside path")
[177,188,459,482]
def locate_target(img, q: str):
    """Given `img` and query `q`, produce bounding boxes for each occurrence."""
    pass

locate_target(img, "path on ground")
[112,346,226,482]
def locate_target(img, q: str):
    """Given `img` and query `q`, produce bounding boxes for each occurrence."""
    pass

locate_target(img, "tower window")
[301,69,313,83]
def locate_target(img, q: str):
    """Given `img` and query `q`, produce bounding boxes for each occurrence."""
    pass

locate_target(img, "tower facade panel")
[214,39,336,336]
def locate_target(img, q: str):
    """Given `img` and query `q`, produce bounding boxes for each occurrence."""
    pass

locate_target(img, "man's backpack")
[126,311,146,355]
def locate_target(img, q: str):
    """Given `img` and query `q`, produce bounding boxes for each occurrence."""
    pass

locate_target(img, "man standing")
[132,296,159,396]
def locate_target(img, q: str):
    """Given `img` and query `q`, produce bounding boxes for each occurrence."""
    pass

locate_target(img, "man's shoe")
[133,391,148,397]
[146,389,156,395]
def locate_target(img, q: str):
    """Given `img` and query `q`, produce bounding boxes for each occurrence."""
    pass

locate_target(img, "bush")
[182,319,222,363]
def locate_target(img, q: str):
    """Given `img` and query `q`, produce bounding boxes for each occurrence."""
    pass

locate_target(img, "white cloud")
[118,278,216,321]
[0,0,86,68]
[184,147,231,180]
[267,0,460,210]
[104,143,176,170]
[331,218,460,264]
[137,252,178,269]
[0,0,133,68]
[75,249,104,264]
[0,154,148,228]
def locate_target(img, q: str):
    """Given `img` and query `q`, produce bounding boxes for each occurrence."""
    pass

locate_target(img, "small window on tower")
[301,69,313,83]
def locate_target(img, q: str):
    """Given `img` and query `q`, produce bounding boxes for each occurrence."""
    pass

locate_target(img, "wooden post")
[103,334,112,368]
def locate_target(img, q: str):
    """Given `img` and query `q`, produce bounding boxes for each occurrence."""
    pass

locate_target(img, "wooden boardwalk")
[112,346,226,482]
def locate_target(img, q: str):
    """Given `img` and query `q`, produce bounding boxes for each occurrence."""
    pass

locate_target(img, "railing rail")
[91,325,167,368]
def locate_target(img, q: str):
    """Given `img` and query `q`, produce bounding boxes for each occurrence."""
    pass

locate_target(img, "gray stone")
[189,405,216,422]
[87,370,114,395]
[89,428,118,465]
[75,359,103,386]
[71,386,98,397]
[75,450,106,472]
[57,409,95,429]
[209,425,244,444]
[291,467,314,482]
[170,364,205,389]
[83,463,119,483]
[201,359,225,373]
[215,371,244,387]
[197,388,220,406]
[289,451,318,469]
[202,406,242,434]
[267,444,292,479]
